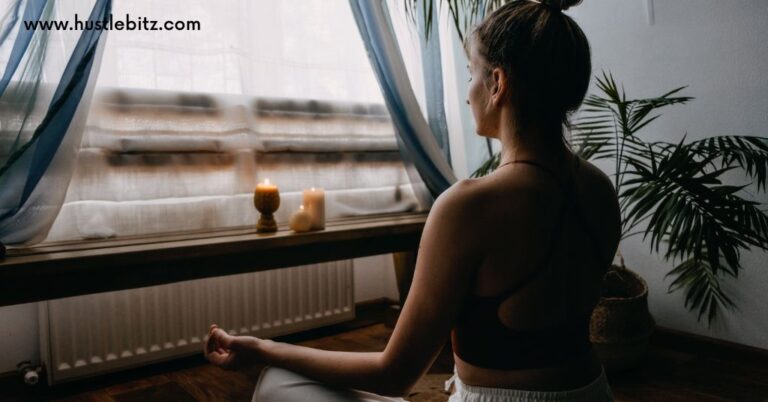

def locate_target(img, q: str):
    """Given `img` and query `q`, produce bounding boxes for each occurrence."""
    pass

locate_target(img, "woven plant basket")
[590,264,655,372]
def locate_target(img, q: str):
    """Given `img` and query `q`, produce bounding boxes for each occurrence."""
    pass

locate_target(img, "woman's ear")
[489,67,508,107]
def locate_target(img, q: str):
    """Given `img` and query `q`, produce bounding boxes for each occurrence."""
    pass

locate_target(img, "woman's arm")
[205,180,483,397]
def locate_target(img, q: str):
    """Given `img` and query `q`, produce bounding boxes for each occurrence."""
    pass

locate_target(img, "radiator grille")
[40,261,354,384]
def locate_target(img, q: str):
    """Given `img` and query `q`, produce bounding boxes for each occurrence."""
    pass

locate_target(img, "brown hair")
[472,0,591,142]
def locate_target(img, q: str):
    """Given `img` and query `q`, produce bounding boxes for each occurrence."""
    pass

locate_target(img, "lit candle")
[254,178,280,232]
[289,205,312,233]
[302,187,325,230]
[255,178,278,194]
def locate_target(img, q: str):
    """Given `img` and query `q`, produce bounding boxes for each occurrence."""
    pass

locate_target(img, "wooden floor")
[2,308,767,402]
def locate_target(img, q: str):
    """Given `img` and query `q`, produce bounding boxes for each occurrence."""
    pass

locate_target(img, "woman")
[204,0,621,401]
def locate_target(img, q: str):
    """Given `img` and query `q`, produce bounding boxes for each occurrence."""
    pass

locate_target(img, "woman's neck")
[497,122,568,167]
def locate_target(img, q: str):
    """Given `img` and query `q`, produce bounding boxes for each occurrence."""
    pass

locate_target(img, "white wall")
[0,255,400,374]
[353,254,401,303]
[0,303,39,375]
[569,0,768,348]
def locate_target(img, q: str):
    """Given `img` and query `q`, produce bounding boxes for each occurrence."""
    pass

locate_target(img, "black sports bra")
[451,156,602,370]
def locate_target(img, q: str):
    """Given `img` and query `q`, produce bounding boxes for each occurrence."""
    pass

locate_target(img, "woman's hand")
[204,324,264,370]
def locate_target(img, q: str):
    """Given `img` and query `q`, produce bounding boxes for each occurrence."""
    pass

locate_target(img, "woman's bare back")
[453,153,621,391]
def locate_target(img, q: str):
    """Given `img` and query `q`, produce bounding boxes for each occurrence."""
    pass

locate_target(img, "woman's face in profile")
[466,38,499,139]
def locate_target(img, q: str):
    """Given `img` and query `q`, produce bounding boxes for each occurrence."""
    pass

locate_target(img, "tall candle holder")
[254,179,280,233]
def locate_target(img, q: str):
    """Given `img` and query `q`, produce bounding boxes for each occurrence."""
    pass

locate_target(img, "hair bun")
[560,0,582,11]
[542,0,583,11]
[559,0,583,11]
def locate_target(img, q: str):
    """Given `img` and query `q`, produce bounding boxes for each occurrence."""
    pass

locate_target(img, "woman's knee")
[252,366,281,402]
[252,366,337,402]
[252,366,385,402]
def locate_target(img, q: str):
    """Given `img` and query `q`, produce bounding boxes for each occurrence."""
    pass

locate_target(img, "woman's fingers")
[204,331,217,354]
[203,325,236,365]
[204,324,227,355]
[204,325,248,370]
[211,328,233,348]
[205,349,230,366]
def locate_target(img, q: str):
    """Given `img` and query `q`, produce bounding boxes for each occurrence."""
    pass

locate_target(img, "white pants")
[252,366,407,402]
[252,365,613,402]
[445,365,614,402]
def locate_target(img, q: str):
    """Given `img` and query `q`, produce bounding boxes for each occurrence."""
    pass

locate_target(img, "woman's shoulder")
[427,178,502,235]
[575,157,616,193]
[433,156,617,213]
[438,174,513,208]
[572,158,621,219]
[456,156,618,219]
[433,175,537,234]
[432,178,487,216]
[422,179,495,255]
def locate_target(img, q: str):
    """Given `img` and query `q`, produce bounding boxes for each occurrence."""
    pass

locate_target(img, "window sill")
[0,212,427,307]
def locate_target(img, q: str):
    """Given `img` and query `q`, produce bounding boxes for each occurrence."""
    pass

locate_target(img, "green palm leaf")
[622,146,767,277]
[404,0,508,44]
[687,135,768,190]
[666,257,737,324]
[470,150,500,178]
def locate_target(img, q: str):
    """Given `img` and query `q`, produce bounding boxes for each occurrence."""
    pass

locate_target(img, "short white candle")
[289,205,312,232]
[302,187,325,230]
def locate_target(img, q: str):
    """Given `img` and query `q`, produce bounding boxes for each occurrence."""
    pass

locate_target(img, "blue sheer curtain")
[349,0,457,206]
[0,0,111,245]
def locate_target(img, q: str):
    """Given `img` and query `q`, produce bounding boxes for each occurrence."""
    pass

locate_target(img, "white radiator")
[39,261,354,384]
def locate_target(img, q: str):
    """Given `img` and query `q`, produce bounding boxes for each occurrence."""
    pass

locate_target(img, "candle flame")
[310,187,315,191]
[264,178,270,185]
[300,205,305,210]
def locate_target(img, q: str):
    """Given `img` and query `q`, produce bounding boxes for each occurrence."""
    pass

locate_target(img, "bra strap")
[509,159,565,187]
[485,157,578,302]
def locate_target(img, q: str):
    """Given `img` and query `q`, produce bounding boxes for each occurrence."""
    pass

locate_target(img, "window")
[44,0,422,242]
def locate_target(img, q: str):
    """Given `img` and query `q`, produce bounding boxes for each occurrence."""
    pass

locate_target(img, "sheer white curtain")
[383,0,491,180]
[383,0,427,119]
[95,0,383,102]
[45,0,421,242]
[0,0,110,244]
